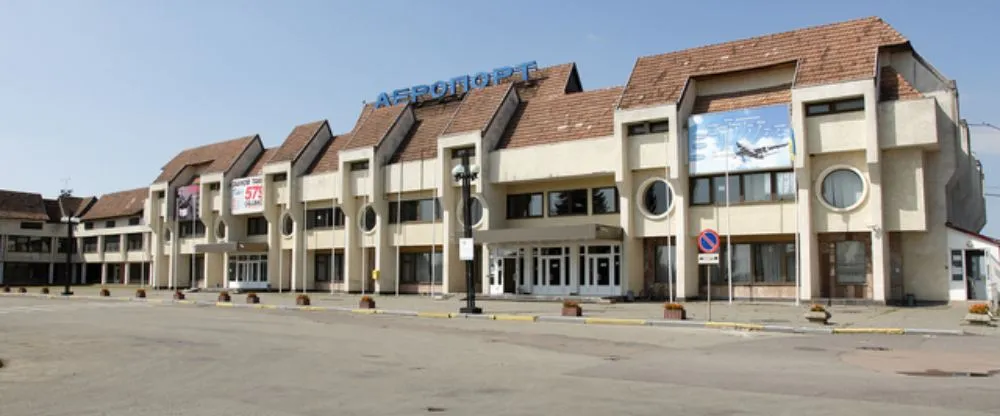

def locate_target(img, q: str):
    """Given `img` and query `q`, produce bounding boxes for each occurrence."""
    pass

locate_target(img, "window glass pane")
[712,176,740,204]
[507,194,543,218]
[834,98,864,112]
[627,123,649,136]
[649,120,669,133]
[643,180,672,215]
[743,173,772,202]
[835,241,867,284]
[591,187,618,214]
[549,189,586,216]
[418,199,437,222]
[754,244,784,283]
[729,244,752,283]
[822,169,864,209]
[691,178,711,204]
[776,172,796,200]
[654,244,676,284]
[785,243,797,283]
[807,103,830,115]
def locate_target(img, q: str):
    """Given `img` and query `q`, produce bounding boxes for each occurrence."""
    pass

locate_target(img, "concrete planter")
[358,299,376,309]
[296,295,310,306]
[561,306,582,317]
[135,289,146,298]
[964,313,993,326]
[40,288,49,294]
[99,288,110,297]
[663,309,686,320]
[18,288,27,293]
[804,310,831,325]
[246,294,260,304]
[173,291,185,300]
[218,292,231,302]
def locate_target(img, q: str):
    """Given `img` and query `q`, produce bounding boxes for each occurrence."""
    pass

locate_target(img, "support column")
[124,262,131,285]
[101,263,108,285]
[797,169,818,300]
[48,262,55,285]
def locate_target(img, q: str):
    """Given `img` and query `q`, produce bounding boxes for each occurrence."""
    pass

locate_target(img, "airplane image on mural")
[733,140,789,162]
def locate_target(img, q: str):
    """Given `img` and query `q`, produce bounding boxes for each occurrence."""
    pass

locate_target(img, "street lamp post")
[60,197,80,296]
[452,152,482,314]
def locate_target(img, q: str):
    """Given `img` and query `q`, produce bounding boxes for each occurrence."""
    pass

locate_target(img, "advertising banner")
[175,184,200,221]
[230,176,264,215]
[687,104,793,176]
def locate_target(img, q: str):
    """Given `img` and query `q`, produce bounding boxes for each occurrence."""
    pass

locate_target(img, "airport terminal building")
[0,17,993,304]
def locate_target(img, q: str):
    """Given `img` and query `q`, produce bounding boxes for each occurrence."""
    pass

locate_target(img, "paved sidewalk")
[9,285,996,335]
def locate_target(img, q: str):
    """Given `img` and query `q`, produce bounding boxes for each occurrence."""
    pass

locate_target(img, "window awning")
[194,242,269,254]
[473,224,623,245]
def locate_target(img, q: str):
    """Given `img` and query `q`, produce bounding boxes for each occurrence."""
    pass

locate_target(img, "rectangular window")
[649,120,669,133]
[57,238,72,254]
[247,216,268,236]
[691,177,712,205]
[507,193,543,219]
[806,97,865,116]
[548,189,588,216]
[6,236,51,253]
[84,222,94,230]
[272,172,288,182]
[20,222,42,230]
[591,187,619,214]
[179,220,205,238]
[775,171,796,200]
[400,252,444,284]
[82,237,98,253]
[712,175,741,205]
[626,120,669,136]
[315,253,331,282]
[306,208,335,229]
[129,217,142,226]
[654,244,677,284]
[126,233,144,251]
[451,147,475,159]
[742,173,772,202]
[704,242,797,284]
[105,220,116,228]
[835,241,867,284]
[103,235,121,252]
[626,123,649,136]
[350,161,369,171]
[333,252,345,282]
[389,199,441,223]
[209,183,220,191]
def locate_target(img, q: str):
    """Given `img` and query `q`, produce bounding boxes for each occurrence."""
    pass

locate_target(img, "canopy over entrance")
[473,224,623,245]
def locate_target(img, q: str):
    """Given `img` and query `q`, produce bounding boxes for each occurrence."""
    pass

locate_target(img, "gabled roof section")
[511,63,579,101]
[497,86,623,150]
[246,148,278,176]
[392,100,465,163]
[154,135,258,183]
[0,189,49,221]
[618,16,908,110]
[879,66,922,101]
[268,120,328,164]
[442,83,513,135]
[81,188,148,221]
[305,134,350,174]
[46,195,97,221]
[342,103,408,150]
[692,84,793,114]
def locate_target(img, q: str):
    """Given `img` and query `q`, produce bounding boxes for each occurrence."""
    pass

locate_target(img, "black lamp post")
[59,190,79,296]
[452,151,482,314]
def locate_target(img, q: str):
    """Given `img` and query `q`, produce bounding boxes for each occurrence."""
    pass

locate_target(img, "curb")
[0,292,970,336]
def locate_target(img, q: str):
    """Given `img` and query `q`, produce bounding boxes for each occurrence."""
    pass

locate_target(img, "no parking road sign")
[697,229,721,254]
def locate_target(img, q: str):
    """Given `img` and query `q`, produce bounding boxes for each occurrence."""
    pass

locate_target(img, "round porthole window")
[215,220,227,239]
[639,178,674,218]
[359,205,377,233]
[818,167,866,211]
[281,213,294,237]
[458,195,485,228]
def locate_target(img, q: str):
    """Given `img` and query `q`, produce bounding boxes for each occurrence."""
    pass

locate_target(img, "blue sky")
[1,0,998,234]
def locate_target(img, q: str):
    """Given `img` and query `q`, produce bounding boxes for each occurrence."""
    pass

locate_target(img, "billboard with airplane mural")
[687,104,792,176]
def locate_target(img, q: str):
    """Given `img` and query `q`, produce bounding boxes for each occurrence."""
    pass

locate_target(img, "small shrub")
[40,287,50,294]
[360,295,374,302]
[218,291,231,302]
[135,289,146,298]
[664,303,685,310]
[246,292,259,304]
[2,286,10,293]
[969,303,990,315]
[809,304,826,313]
[562,300,580,308]
[296,294,311,306]
[99,288,110,297]
[173,290,185,300]
[18,287,27,293]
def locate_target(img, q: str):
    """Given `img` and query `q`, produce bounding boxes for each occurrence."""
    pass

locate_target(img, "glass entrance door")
[966,250,988,300]
[534,247,568,295]
[580,245,621,296]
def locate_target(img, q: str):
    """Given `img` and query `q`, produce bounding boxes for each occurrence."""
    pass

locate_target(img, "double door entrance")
[227,254,269,289]
[488,245,621,296]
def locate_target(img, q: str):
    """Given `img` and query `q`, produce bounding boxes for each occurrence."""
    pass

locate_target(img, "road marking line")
[215,302,234,307]
[832,327,905,335]
[583,317,647,326]
[416,311,453,319]
[494,314,537,322]
[351,309,378,314]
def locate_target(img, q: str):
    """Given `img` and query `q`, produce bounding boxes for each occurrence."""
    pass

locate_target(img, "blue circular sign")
[698,229,721,254]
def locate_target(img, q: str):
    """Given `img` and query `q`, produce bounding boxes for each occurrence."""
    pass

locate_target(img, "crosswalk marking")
[0,301,149,315]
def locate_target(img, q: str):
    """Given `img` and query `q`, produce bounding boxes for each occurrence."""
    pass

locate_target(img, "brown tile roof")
[268,120,327,164]
[246,148,278,176]
[497,86,623,150]
[511,63,579,101]
[305,134,351,174]
[879,66,921,101]
[392,100,465,163]
[44,199,64,222]
[619,16,907,110]
[0,189,48,221]
[442,83,513,135]
[342,104,408,149]
[154,135,258,183]
[81,187,148,221]
[691,84,793,114]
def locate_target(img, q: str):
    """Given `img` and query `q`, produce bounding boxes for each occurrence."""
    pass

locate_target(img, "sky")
[1,0,998,233]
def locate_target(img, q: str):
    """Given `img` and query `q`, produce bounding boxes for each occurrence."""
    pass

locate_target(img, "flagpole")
[792,127,801,306]
[302,199,307,295]
[395,158,402,297]
[725,129,733,305]
[430,151,438,297]
[667,211,674,303]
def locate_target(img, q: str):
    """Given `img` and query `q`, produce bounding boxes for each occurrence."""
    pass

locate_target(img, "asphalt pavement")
[1,296,999,416]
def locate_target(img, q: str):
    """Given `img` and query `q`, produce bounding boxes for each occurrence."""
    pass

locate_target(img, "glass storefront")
[227,254,269,289]
[488,244,621,296]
